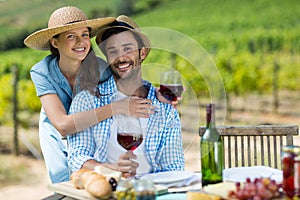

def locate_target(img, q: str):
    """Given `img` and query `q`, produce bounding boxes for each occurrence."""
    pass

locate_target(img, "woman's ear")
[50,38,58,48]
[140,47,147,61]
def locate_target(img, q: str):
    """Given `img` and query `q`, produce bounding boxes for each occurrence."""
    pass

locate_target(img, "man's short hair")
[99,27,145,56]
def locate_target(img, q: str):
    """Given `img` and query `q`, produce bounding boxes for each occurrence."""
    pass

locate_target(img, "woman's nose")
[76,36,84,44]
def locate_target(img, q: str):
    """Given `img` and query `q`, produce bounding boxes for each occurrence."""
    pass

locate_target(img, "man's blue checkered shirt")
[67,76,185,173]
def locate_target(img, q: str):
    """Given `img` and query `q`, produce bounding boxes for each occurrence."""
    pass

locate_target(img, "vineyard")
[0,0,300,126]
[1,1,300,195]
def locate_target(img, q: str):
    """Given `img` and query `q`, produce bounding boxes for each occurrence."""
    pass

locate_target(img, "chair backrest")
[199,124,299,169]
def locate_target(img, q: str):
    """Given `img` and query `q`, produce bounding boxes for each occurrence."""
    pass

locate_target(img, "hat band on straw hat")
[66,20,85,25]
[112,21,134,29]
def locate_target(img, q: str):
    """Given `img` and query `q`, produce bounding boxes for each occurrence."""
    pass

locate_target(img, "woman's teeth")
[74,48,85,51]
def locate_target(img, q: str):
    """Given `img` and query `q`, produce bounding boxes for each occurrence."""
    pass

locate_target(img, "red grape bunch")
[228,177,282,200]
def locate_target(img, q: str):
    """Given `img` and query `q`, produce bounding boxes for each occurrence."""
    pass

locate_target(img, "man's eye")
[108,50,117,55]
[124,47,134,52]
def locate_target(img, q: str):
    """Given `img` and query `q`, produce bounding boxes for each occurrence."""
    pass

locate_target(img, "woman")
[23,6,154,183]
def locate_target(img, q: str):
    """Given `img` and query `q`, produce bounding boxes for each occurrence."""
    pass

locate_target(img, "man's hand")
[117,151,138,178]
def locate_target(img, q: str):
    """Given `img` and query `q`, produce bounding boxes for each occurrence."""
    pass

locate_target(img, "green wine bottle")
[201,103,224,187]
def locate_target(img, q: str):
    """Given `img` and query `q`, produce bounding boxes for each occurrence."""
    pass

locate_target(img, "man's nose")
[116,50,129,59]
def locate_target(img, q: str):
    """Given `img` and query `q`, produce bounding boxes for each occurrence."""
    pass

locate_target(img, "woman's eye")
[82,33,90,38]
[67,34,75,39]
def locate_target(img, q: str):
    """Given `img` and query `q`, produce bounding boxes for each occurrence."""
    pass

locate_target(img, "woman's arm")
[40,94,153,137]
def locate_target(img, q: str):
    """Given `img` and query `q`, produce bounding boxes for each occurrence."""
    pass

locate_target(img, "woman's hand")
[116,151,138,178]
[112,96,155,117]
[155,88,182,108]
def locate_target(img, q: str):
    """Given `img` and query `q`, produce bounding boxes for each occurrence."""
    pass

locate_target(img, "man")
[67,15,184,177]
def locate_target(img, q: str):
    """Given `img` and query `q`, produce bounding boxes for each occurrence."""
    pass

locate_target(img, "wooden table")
[42,168,287,200]
[42,193,186,200]
[42,178,200,200]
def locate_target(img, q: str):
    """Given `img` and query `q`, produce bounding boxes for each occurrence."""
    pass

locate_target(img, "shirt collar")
[49,57,73,98]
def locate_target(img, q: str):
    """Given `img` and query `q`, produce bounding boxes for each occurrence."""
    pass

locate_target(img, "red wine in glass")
[160,84,184,101]
[117,133,143,151]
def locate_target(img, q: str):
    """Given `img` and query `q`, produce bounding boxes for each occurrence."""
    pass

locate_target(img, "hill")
[1,0,299,49]
[0,0,170,42]
[136,0,300,53]
[0,0,117,35]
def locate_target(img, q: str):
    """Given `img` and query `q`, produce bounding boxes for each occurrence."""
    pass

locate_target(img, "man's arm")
[160,106,185,171]
[82,151,139,178]
[67,91,101,172]
[68,90,139,177]
[81,159,108,170]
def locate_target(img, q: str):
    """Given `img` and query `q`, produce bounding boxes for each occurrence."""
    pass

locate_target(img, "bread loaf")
[70,168,112,198]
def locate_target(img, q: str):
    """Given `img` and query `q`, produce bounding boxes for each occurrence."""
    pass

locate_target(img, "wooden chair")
[199,124,299,169]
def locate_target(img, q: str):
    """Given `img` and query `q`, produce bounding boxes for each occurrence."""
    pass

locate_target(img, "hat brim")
[24,17,115,51]
[96,25,151,57]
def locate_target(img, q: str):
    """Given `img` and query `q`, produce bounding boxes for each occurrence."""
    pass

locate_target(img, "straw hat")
[96,15,151,57]
[24,6,115,51]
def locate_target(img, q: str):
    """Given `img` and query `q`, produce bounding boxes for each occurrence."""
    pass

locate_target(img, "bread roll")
[70,168,112,198]
[70,168,88,189]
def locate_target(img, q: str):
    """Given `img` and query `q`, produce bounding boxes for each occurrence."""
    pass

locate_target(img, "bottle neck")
[206,104,216,129]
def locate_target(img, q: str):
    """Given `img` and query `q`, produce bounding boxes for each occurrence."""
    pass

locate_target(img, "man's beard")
[110,57,142,80]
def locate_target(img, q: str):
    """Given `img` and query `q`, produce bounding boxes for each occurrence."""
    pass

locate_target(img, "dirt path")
[0,158,52,200]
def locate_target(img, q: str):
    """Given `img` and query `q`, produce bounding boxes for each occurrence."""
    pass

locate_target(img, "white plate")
[223,166,281,183]
[140,171,194,184]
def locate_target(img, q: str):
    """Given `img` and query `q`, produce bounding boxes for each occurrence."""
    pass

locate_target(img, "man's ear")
[50,38,58,48]
[140,47,147,61]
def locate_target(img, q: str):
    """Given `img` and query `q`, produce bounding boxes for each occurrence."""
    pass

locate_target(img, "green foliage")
[0,48,48,79]
[0,73,40,126]
[0,49,43,125]
[18,79,41,113]
[0,74,13,124]
[216,51,262,96]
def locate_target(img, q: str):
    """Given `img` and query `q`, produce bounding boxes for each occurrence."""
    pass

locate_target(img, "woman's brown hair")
[73,49,101,98]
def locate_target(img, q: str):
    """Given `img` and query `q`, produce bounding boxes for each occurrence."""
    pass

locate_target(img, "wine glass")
[159,69,183,127]
[116,116,143,151]
[116,116,143,177]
